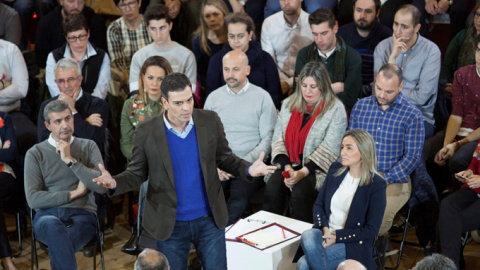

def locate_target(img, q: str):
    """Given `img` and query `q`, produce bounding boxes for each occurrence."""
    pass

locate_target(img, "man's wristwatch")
[67,158,78,167]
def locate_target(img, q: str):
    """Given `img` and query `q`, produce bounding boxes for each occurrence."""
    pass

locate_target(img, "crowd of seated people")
[2,0,480,269]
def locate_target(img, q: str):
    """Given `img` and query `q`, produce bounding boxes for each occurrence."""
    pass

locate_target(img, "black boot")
[375,236,388,270]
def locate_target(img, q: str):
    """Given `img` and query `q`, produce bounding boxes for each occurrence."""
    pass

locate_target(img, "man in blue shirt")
[93,73,276,269]
[350,63,424,237]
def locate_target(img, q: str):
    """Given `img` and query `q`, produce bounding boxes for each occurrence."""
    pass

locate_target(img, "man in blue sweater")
[94,72,277,269]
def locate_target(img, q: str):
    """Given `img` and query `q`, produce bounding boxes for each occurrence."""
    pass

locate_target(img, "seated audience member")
[35,0,107,68]
[374,4,440,139]
[135,248,170,270]
[414,254,456,270]
[25,99,107,270]
[204,50,278,225]
[222,0,266,25]
[192,0,229,99]
[336,259,367,270]
[120,56,172,162]
[149,0,198,49]
[4,0,57,50]
[297,129,386,270]
[0,112,18,270]
[264,0,337,19]
[0,39,37,156]
[46,13,110,99]
[129,4,196,93]
[294,8,362,111]
[93,73,277,270]
[434,35,480,189]
[0,3,21,47]
[337,0,410,28]
[440,148,480,268]
[423,0,471,39]
[338,0,392,97]
[206,13,282,108]
[38,58,109,157]
[263,61,347,223]
[440,2,480,95]
[261,0,313,97]
[350,63,424,268]
[107,0,153,96]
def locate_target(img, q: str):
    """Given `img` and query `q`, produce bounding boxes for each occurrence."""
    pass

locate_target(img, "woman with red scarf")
[263,61,348,223]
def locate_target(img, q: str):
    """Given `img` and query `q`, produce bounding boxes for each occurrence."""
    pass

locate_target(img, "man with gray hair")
[37,57,109,157]
[25,99,108,269]
[134,249,170,270]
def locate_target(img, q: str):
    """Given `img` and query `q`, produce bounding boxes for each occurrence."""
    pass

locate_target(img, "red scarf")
[284,100,325,164]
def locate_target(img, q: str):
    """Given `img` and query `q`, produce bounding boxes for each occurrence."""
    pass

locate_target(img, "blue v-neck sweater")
[166,127,211,221]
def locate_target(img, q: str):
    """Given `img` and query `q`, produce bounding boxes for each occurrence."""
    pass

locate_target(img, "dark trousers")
[0,172,16,259]
[438,188,480,269]
[221,177,264,226]
[263,169,318,223]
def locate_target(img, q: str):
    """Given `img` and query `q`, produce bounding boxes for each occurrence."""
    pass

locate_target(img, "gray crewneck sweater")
[24,137,107,213]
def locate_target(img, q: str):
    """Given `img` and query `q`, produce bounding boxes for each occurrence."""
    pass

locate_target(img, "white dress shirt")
[261,9,313,88]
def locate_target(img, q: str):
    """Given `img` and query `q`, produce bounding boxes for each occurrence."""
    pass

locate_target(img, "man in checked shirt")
[350,63,424,244]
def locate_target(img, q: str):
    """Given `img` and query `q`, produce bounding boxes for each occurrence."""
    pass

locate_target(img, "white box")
[226,211,313,270]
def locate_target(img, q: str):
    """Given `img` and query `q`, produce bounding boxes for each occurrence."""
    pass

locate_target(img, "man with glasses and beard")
[338,0,391,97]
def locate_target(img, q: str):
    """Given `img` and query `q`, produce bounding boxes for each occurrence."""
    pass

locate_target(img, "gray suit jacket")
[113,109,251,240]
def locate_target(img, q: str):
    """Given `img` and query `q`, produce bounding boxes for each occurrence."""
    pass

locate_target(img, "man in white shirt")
[261,0,313,96]
[129,4,196,93]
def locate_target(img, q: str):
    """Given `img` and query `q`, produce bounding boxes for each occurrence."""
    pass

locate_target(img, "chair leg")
[385,208,411,270]
[12,211,22,258]
[100,231,105,270]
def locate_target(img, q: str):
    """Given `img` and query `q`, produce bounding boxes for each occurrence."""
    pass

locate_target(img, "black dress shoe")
[82,244,96,257]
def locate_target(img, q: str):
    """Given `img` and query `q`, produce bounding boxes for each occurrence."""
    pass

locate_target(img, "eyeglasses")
[66,34,88,42]
[55,76,79,85]
[118,1,137,10]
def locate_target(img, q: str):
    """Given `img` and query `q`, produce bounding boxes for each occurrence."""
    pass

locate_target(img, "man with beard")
[204,50,277,225]
[293,8,361,111]
[350,63,424,267]
[374,4,440,139]
[25,99,108,269]
[261,0,313,96]
[35,0,107,68]
[338,0,392,97]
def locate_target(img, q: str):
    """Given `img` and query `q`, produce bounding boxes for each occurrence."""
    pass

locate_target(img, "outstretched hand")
[247,151,277,177]
[93,164,117,189]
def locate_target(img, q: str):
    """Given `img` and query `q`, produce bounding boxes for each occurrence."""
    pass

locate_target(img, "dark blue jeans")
[156,214,227,270]
[33,208,96,270]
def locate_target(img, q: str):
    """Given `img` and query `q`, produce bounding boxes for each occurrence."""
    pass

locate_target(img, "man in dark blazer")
[94,73,276,269]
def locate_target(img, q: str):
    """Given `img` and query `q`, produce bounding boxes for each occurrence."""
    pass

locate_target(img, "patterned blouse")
[120,95,163,161]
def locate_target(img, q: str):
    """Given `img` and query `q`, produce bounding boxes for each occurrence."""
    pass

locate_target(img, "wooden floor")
[4,209,480,270]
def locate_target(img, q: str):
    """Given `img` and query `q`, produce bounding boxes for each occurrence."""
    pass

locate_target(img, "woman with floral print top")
[120,56,173,161]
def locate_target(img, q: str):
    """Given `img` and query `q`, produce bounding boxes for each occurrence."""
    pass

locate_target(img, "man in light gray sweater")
[24,100,107,270]
[204,50,278,225]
